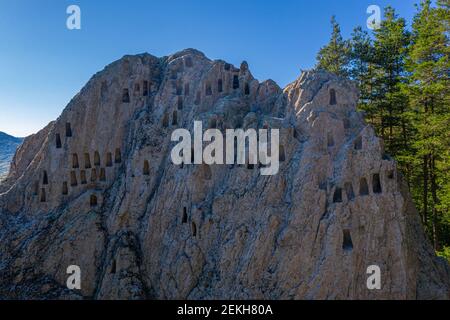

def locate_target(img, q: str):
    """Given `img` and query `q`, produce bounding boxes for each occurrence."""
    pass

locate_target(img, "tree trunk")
[400,108,411,187]
[431,154,438,250]
[422,154,429,227]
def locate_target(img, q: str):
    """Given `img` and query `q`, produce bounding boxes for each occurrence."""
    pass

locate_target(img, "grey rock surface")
[0,132,23,182]
[0,49,448,299]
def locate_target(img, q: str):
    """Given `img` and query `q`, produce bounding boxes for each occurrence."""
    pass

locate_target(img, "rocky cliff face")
[0,49,448,299]
[0,132,23,182]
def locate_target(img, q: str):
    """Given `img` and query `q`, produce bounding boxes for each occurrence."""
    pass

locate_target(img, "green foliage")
[437,246,450,263]
[405,0,450,248]
[316,16,351,77]
[316,0,450,250]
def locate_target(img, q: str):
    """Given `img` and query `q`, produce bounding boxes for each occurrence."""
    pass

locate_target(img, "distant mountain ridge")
[0,131,23,180]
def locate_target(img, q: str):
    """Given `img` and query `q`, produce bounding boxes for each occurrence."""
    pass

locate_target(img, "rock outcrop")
[0,49,449,299]
[0,132,23,182]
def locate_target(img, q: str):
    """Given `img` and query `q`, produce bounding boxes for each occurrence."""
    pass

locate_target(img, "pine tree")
[349,26,376,123]
[349,7,413,185]
[316,16,350,77]
[371,6,410,154]
[406,0,450,250]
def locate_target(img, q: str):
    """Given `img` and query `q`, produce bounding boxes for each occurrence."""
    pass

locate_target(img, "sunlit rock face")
[0,49,448,300]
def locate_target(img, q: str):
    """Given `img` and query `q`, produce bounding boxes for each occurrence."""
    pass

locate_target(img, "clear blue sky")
[0,0,417,137]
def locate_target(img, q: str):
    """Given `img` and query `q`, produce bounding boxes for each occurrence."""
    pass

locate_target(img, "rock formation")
[0,49,449,299]
[0,132,23,182]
